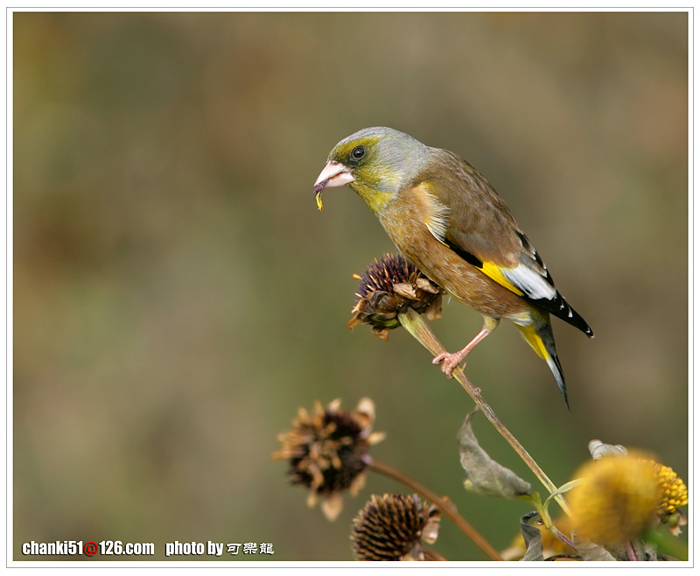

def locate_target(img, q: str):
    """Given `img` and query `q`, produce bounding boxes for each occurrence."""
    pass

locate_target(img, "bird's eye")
[350,146,365,161]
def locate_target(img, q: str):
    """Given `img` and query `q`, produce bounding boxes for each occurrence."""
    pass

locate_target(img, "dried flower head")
[351,493,441,561]
[273,398,385,521]
[348,254,442,340]
[569,456,661,546]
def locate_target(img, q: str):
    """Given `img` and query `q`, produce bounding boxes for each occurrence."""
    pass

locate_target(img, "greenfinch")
[314,127,593,407]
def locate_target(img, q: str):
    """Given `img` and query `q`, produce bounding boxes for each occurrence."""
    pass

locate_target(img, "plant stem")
[398,308,572,518]
[367,458,502,561]
[525,494,576,550]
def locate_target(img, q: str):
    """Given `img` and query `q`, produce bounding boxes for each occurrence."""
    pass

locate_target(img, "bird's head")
[314,127,429,214]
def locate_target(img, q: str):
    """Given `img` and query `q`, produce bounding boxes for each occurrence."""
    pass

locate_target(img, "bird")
[313,126,593,408]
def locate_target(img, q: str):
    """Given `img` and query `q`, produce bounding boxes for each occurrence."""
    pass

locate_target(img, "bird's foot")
[432,352,466,378]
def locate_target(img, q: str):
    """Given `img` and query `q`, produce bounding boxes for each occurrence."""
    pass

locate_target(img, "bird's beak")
[314,161,355,210]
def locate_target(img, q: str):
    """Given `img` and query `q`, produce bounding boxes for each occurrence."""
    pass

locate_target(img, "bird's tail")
[515,316,569,409]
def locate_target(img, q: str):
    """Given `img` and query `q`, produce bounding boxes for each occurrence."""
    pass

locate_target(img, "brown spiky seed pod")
[273,398,385,521]
[351,493,441,561]
[348,254,443,340]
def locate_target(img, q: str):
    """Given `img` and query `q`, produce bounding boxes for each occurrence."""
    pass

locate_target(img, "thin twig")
[398,308,572,518]
[367,458,502,561]
[525,494,576,550]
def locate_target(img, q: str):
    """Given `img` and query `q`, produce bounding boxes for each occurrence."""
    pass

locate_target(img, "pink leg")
[432,318,499,378]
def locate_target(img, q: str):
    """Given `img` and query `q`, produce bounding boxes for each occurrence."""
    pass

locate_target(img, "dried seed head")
[348,254,442,340]
[274,398,385,521]
[351,493,441,561]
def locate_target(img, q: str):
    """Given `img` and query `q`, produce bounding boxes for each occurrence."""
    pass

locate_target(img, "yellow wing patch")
[515,324,549,360]
[480,262,525,297]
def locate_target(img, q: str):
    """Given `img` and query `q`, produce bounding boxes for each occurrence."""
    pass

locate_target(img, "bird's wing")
[414,149,593,336]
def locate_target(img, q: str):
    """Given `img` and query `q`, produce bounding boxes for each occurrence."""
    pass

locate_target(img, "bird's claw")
[432,352,464,379]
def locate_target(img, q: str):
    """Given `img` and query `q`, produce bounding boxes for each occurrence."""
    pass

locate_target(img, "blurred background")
[13,11,688,561]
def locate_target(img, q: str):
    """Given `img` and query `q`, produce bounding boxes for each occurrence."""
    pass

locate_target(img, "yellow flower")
[647,460,688,520]
[569,456,660,546]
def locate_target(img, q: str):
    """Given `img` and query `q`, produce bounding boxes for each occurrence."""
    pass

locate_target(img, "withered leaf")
[520,512,545,561]
[588,439,628,460]
[458,409,532,498]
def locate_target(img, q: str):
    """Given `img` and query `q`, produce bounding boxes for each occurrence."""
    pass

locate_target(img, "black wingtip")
[566,306,594,339]
[528,291,594,341]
